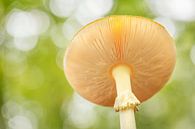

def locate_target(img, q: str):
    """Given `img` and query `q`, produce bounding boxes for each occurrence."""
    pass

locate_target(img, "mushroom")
[64,16,176,129]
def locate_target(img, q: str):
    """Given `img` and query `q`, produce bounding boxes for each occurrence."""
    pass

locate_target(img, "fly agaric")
[64,16,176,129]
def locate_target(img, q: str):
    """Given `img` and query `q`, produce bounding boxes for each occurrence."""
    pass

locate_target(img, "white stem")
[112,65,137,129]
[119,110,136,129]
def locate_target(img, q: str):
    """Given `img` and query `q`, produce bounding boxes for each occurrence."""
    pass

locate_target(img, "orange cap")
[64,16,176,106]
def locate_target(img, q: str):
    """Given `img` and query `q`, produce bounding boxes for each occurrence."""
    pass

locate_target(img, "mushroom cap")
[64,16,176,107]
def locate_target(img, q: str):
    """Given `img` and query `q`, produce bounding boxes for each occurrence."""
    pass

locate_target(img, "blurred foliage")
[0,0,195,129]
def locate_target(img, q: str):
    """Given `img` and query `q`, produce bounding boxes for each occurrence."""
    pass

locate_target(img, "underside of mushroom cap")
[64,15,176,106]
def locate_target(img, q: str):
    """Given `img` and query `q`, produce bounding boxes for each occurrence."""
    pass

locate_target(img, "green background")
[0,0,195,129]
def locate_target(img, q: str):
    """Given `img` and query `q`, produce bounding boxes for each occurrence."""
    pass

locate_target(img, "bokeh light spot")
[66,93,97,129]
[147,0,195,21]
[49,0,77,17]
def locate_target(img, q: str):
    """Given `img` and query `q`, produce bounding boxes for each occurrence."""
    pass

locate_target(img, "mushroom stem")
[112,65,140,129]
